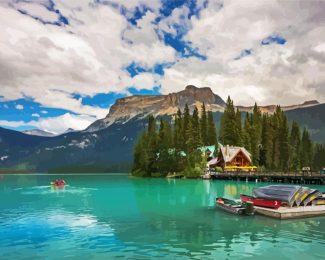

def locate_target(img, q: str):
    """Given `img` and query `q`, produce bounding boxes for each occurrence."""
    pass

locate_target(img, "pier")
[210,171,325,185]
[254,205,325,219]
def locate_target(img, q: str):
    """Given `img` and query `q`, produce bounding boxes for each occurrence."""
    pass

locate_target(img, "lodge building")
[208,144,257,172]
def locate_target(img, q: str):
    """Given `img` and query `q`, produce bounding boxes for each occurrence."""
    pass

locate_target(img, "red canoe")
[240,194,282,209]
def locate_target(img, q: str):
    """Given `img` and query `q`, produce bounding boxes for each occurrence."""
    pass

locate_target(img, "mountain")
[0,85,323,172]
[23,129,55,137]
[285,103,325,143]
[237,100,320,113]
[63,128,75,134]
[85,85,226,132]
[86,85,320,132]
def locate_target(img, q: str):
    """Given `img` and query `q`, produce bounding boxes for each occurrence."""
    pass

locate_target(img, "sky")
[0,0,325,134]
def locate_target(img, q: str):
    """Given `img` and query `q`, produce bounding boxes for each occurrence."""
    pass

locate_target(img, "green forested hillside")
[285,103,325,143]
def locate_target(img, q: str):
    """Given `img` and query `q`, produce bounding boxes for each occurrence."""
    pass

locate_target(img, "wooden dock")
[254,205,325,219]
[210,171,325,185]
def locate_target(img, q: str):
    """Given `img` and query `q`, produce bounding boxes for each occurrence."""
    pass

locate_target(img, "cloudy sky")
[0,0,324,134]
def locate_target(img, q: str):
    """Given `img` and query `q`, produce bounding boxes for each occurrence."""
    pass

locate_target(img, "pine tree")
[289,121,301,170]
[250,103,262,165]
[300,128,313,168]
[279,115,289,170]
[235,108,242,146]
[146,115,158,174]
[313,144,325,171]
[174,108,183,150]
[260,114,272,168]
[271,106,282,169]
[207,111,217,145]
[200,103,208,145]
[242,112,251,152]
[220,96,240,146]
[192,106,201,148]
[182,104,190,151]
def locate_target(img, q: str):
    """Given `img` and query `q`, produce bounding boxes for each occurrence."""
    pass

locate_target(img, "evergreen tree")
[271,106,282,169]
[300,128,313,168]
[235,108,242,146]
[192,106,201,148]
[250,103,262,165]
[146,115,158,174]
[207,111,217,145]
[313,144,325,170]
[132,97,314,176]
[220,96,240,146]
[242,112,251,152]
[185,120,195,154]
[182,104,190,151]
[289,121,301,170]
[174,108,183,150]
[260,114,272,168]
[279,115,289,170]
[200,103,208,145]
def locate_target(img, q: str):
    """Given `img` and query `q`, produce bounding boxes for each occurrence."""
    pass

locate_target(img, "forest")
[132,97,325,177]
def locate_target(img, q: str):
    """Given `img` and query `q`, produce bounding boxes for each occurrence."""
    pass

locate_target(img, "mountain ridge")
[0,86,323,172]
[86,85,321,132]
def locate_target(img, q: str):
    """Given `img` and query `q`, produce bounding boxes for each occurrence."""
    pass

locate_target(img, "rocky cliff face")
[85,85,320,132]
[86,85,226,132]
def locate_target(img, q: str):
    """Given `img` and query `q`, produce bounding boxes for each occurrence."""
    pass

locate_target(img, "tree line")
[132,97,324,177]
[132,104,217,177]
[219,96,324,171]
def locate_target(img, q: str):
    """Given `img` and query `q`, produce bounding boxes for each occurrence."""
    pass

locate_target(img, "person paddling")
[60,179,66,186]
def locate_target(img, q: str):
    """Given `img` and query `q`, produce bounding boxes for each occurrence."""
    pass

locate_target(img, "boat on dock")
[216,197,254,215]
[240,194,281,209]
[252,185,303,207]
[244,185,325,219]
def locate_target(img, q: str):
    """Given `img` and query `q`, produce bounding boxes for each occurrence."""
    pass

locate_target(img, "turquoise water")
[0,174,324,259]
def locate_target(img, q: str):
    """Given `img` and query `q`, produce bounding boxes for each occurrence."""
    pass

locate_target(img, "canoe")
[253,185,303,207]
[312,198,325,205]
[216,197,254,215]
[240,194,282,209]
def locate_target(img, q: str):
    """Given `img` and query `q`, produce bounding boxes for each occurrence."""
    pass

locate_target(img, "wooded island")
[132,97,325,177]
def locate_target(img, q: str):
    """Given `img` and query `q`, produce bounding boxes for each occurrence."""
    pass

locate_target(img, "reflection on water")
[0,174,324,259]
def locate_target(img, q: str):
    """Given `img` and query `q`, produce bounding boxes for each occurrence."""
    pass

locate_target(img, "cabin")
[198,145,217,161]
[208,144,256,172]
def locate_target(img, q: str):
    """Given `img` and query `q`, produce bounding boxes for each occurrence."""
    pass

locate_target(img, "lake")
[0,174,324,259]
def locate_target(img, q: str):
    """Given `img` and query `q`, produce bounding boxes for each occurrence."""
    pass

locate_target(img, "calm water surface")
[0,174,324,259]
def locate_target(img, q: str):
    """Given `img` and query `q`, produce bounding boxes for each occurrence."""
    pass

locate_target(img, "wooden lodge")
[208,144,257,172]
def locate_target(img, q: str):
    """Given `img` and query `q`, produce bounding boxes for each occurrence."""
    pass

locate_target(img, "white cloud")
[159,0,325,106]
[32,113,40,117]
[0,0,324,123]
[15,104,24,110]
[108,0,161,12]
[0,1,176,119]
[0,113,95,134]
[13,2,59,23]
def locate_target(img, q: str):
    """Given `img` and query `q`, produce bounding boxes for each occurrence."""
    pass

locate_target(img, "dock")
[210,171,325,185]
[255,205,325,219]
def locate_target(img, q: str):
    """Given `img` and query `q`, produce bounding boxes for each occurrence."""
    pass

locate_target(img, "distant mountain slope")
[285,103,325,143]
[23,129,55,137]
[0,117,146,172]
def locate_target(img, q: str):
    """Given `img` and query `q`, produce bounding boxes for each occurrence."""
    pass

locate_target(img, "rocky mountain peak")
[85,85,226,132]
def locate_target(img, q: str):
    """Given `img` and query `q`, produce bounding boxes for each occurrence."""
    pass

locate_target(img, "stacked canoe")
[241,185,325,209]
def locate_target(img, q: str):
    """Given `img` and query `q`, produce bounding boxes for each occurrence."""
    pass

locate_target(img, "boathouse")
[208,144,256,172]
